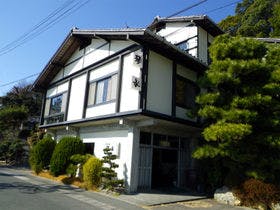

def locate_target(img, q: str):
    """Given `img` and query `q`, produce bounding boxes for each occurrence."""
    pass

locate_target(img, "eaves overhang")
[33,28,207,92]
[148,15,224,37]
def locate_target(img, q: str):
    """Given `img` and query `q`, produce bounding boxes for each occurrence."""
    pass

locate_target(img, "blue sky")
[0,0,238,96]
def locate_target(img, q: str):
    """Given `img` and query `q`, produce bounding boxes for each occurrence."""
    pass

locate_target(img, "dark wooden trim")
[140,47,149,110]
[40,92,47,125]
[82,71,90,118]
[40,108,201,129]
[64,79,72,121]
[39,109,143,129]
[172,62,177,117]
[142,110,200,128]
[197,27,200,59]
[176,35,198,46]
[115,55,124,113]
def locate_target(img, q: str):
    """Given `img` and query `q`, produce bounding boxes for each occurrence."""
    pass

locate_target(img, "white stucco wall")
[80,126,140,192]
[158,24,198,45]
[83,39,110,68]
[146,51,172,115]
[50,39,136,84]
[120,52,141,112]
[67,74,87,121]
[110,40,135,54]
[89,59,119,81]
[46,82,69,97]
[86,102,116,118]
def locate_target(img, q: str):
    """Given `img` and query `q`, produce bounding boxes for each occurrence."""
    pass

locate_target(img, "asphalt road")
[0,167,144,210]
[0,167,252,210]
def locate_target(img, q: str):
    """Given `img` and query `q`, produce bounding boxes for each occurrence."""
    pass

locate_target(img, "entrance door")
[152,148,178,188]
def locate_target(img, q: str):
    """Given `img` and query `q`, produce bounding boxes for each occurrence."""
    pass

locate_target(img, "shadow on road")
[0,171,84,195]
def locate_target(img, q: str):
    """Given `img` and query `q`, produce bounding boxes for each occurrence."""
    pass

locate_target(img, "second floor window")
[176,76,199,109]
[88,74,118,106]
[50,94,63,115]
[44,92,67,124]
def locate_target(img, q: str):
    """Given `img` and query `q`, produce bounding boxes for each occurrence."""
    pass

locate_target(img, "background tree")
[193,35,280,190]
[0,106,28,141]
[1,82,42,117]
[219,0,280,37]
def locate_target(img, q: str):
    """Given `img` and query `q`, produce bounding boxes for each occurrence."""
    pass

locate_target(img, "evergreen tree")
[193,35,280,187]
[219,0,280,37]
[101,146,124,191]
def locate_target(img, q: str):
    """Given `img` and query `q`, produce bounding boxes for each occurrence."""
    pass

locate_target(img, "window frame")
[175,75,200,109]
[44,91,67,125]
[87,73,118,107]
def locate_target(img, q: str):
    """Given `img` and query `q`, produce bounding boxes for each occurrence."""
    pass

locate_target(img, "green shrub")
[50,136,84,176]
[66,163,77,177]
[234,179,280,209]
[83,156,102,189]
[70,154,92,165]
[29,135,56,174]
[101,146,124,191]
[66,154,92,177]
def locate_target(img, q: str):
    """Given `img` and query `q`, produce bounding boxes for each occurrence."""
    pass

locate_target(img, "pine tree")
[101,146,124,191]
[193,35,280,188]
[219,0,280,37]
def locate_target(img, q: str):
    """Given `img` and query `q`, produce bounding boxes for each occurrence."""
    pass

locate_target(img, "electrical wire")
[0,0,91,56]
[204,0,242,14]
[167,0,207,18]
[0,73,40,88]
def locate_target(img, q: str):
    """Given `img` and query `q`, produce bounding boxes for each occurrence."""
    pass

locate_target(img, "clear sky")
[0,0,238,96]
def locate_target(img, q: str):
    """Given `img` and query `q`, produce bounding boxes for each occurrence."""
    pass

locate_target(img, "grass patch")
[35,171,84,188]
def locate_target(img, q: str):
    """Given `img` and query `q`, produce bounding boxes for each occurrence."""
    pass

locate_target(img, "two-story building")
[33,15,223,192]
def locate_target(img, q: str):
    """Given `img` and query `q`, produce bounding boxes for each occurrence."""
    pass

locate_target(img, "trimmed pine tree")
[193,35,280,189]
[101,146,124,191]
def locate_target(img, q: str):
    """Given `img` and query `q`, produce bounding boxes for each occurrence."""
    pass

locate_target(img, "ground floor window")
[84,143,95,155]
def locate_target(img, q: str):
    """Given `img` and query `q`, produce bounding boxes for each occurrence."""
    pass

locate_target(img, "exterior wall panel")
[120,52,141,112]
[86,102,116,118]
[89,59,119,81]
[146,51,172,115]
[46,82,69,98]
[83,40,109,68]
[67,74,87,121]
[80,127,137,192]
[110,40,134,54]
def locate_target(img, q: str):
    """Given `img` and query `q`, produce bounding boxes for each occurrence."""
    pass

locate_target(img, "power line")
[0,73,40,88]
[0,0,91,56]
[205,0,241,15]
[167,0,208,18]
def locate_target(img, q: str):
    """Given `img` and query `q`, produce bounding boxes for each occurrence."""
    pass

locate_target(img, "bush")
[29,135,56,174]
[101,146,124,191]
[50,136,84,176]
[234,179,280,209]
[83,156,102,189]
[66,154,92,177]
